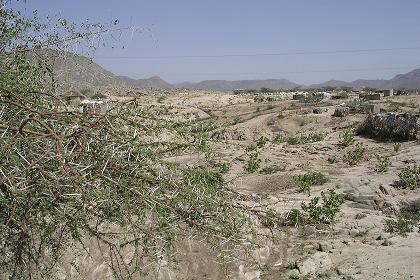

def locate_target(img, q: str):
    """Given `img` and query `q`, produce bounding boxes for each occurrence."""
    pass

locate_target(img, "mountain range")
[52,51,420,91]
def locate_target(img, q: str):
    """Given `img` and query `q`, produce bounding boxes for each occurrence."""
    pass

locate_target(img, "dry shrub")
[357,113,419,141]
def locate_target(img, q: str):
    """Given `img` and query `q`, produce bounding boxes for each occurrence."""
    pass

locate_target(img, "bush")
[374,154,391,172]
[338,128,355,147]
[183,167,224,188]
[397,165,420,189]
[357,113,418,141]
[260,165,285,174]
[297,189,343,225]
[244,151,261,173]
[384,216,418,236]
[272,133,286,144]
[294,172,328,195]
[276,132,325,145]
[256,136,269,148]
[393,142,401,152]
[301,189,343,224]
[343,143,365,165]
[0,3,285,277]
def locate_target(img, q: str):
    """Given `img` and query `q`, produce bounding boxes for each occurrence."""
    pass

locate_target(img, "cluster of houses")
[63,92,114,113]
[245,87,420,104]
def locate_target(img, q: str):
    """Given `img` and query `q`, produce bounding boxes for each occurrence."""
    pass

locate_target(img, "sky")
[14,0,420,85]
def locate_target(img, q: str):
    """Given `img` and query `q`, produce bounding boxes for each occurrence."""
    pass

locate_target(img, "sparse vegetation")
[374,154,391,172]
[393,142,401,152]
[260,165,285,174]
[256,136,269,148]
[343,142,365,165]
[397,165,420,189]
[244,145,261,173]
[338,128,355,147]
[294,171,328,195]
[384,216,418,236]
[288,189,343,225]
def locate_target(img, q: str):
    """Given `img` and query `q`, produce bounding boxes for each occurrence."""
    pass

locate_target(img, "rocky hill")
[310,68,420,89]
[50,51,420,91]
[51,51,172,92]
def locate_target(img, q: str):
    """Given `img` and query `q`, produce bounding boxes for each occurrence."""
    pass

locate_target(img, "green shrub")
[244,151,261,173]
[343,143,365,165]
[260,165,285,174]
[298,189,343,224]
[393,142,401,152]
[384,216,418,236]
[183,167,224,189]
[272,133,286,144]
[286,132,325,145]
[256,136,269,148]
[338,128,355,147]
[374,154,391,172]
[294,171,328,195]
[398,165,420,189]
[272,132,325,146]
[301,189,343,224]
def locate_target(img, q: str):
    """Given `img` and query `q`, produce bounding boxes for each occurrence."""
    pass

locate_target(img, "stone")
[349,229,360,237]
[381,239,392,246]
[318,241,333,253]
[286,269,300,279]
[379,184,395,196]
[375,233,390,240]
[297,258,316,276]
[297,252,332,276]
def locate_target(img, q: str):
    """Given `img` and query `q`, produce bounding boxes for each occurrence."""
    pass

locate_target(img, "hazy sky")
[17,0,420,84]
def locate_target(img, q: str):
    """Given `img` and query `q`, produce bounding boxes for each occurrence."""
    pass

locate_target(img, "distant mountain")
[51,51,172,91]
[388,68,420,89]
[49,50,420,91]
[309,68,420,89]
[115,75,173,89]
[175,79,301,90]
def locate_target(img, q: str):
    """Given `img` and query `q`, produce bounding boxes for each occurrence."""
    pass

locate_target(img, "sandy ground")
[58,91,420,280]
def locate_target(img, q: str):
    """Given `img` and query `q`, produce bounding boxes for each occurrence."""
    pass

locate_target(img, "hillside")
[310,68,420,89]
[50,51,420,91]
[51,51,172,91]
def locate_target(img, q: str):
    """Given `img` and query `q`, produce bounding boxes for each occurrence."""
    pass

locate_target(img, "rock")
[318,241,332,253]
[379,184,395,196]
[236,264,261,280]
[297,257,316,276]
[349,229,360,237]
[286,269,300,279]
[297,252,332,276]
[381,239,392,246]
[376,233,390,240]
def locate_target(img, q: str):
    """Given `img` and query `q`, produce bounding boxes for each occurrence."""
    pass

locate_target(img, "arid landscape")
[56,84,420,280]
[2,1,420,279]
